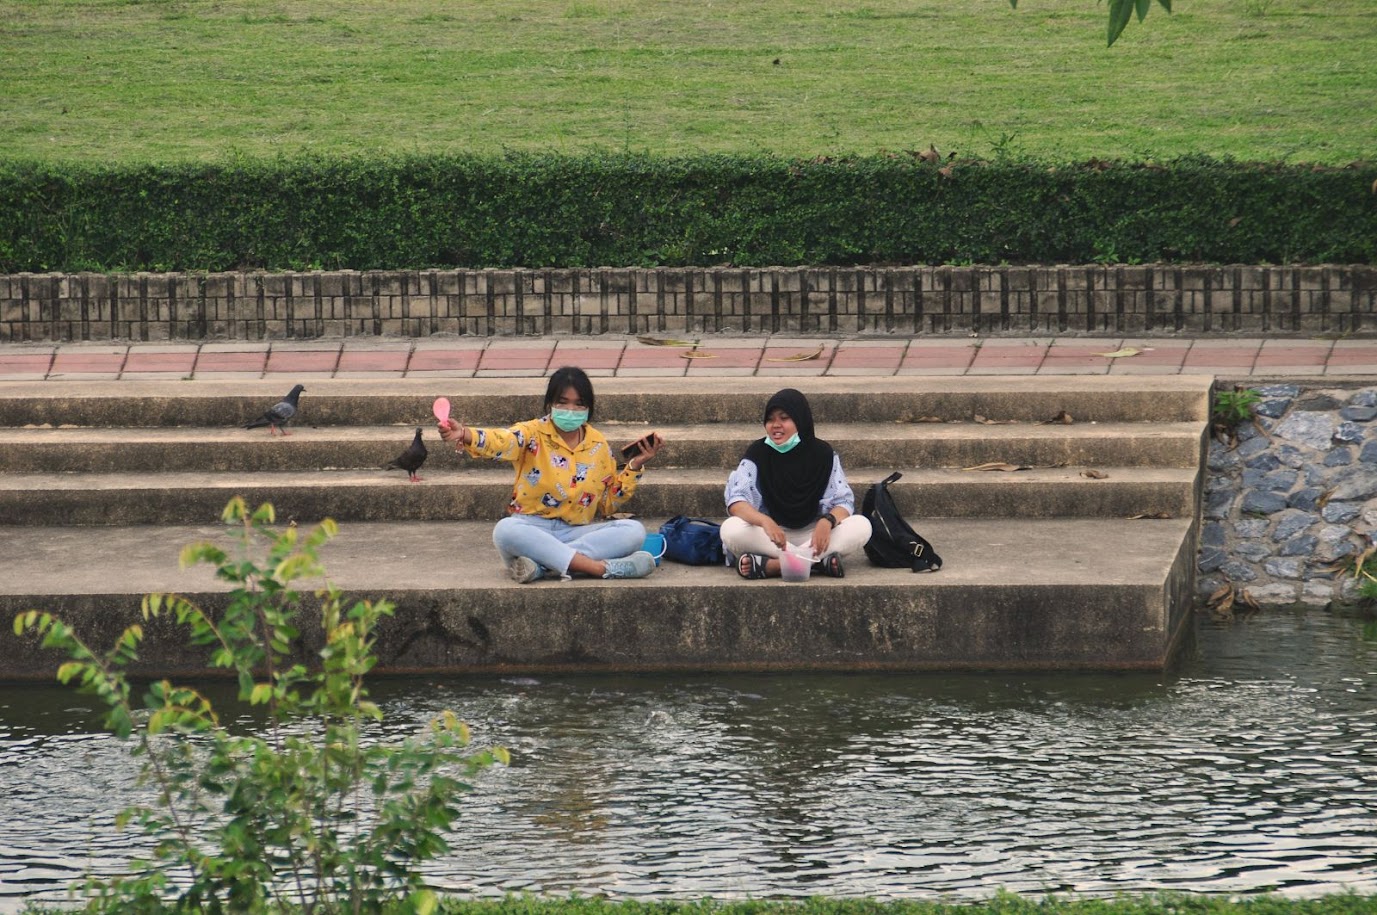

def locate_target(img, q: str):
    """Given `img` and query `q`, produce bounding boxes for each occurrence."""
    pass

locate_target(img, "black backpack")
[861,472,942,572]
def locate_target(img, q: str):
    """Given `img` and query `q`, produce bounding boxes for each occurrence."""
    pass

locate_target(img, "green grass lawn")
[1,0,1374,165]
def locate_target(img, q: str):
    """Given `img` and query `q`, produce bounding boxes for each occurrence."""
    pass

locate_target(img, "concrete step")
[0,420,1208,473]
[0,373,1211,672]
[0,516,1198,678]
[0,375,1213,427]
[0,466,1200,525]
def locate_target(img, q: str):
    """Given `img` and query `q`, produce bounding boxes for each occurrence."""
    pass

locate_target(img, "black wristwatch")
[821,512,839,529]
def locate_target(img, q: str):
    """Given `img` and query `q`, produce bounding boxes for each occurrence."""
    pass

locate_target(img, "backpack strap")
[881,471,902,486]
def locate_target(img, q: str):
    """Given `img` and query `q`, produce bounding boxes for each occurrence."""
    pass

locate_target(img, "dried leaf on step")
[1080,469,1109,479]
[1127,511,1173,520]
[912,415,944,423]
[1096,347,1141,358]
[962,461,1031,472]
[1354,544,1376,573]
[609,512,637,520]
[637,336,699,347]
[1039,410,1074,425]
[1238,589,1261,611]
[1207,582,1236,614]
[765,345,825,362]
[973,414,1016,425]
[1352,545,1377,579]
[680,350,717,359]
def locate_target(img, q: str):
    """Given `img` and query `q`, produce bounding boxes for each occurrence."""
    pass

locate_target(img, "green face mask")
[551,408,588,432]
[765,432,801,453]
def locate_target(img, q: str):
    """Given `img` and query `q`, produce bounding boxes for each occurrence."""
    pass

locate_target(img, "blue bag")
[659,515,725,566]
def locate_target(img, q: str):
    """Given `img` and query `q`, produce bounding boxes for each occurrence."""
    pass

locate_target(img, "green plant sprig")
[1211,386,1263,448]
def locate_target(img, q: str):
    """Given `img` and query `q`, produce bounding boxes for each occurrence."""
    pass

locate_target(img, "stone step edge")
[0,516,1195,597]
[0,465,1204,490]
[0,422,1209,473]
[0,375,1216,425]
[0,375,1219,397]
[0,516,1199,676]
[0,420,1209,439]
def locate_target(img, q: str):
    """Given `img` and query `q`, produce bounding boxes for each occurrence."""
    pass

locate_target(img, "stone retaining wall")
[1202,381,1377,609]
[4,265,1375,343]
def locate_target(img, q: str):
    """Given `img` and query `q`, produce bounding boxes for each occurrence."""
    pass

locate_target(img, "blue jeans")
[492,515,647,575]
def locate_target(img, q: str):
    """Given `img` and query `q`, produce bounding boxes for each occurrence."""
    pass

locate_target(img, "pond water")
[2,611,1375,911]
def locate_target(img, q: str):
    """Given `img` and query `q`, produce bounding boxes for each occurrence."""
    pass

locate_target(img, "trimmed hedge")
[1,154,1374,272]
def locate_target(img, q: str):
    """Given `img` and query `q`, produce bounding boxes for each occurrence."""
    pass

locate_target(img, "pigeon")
[244,384,305,436]
[385,427,428,482]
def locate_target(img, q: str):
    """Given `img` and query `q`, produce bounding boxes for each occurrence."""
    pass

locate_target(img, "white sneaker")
[602,551,656,579]
[508,556,545,584]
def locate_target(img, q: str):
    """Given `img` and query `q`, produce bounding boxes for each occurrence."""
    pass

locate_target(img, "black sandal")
[737,553,770,580]
[815,553,845,578]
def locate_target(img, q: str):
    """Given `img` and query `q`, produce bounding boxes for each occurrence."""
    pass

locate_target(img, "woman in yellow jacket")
[438,366,661,583]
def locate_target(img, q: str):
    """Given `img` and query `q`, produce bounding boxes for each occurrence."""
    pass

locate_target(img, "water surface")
[2,612,1374,910]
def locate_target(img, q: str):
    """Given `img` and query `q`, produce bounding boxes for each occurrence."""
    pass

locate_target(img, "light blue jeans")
[492,515,647,575]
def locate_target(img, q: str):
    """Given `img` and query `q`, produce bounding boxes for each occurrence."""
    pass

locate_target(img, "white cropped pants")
[719,514,872,561]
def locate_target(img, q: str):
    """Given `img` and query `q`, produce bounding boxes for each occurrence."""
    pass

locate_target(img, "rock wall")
[1200,382,1377,608]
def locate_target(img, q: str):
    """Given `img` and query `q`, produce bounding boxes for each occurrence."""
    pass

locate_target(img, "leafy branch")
[14,497,507,914]
[1008,0,1172,46]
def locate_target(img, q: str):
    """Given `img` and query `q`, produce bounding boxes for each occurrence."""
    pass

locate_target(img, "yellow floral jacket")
[462,417,642,523]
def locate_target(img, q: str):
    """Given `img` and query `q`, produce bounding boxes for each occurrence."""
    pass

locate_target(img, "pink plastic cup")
[779,548,812,582]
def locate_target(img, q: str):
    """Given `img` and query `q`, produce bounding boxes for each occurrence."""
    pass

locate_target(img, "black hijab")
[742,388,835,529]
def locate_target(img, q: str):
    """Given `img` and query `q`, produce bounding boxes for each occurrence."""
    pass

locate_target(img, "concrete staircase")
[0,375,1212,677]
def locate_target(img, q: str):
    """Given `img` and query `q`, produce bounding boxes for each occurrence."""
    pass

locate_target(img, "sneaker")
[602,551,656,580]
[508,556,546,584]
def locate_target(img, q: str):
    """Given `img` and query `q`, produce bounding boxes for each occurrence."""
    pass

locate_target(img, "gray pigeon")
[244,384,305,436]
[385,427,428,482]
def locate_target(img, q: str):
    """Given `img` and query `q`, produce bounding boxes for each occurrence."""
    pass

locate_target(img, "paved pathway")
[3,335,1377,381]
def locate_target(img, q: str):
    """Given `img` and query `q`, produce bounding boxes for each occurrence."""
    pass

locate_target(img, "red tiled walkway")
[2,336,1376,381]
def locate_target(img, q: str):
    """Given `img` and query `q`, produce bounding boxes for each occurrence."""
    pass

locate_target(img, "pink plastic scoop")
[432,397,451,425]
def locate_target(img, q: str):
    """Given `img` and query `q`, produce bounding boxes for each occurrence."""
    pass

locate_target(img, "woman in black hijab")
[720,388,872,579]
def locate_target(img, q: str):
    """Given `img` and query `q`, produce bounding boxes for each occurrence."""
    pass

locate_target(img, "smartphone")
[620,433,659,462]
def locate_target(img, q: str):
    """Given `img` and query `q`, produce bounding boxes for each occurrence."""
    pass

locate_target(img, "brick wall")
[2,265,1375,342]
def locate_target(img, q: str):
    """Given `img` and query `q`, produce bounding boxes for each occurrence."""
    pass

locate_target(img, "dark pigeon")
[385,427,428,482]
[244,384,305,436]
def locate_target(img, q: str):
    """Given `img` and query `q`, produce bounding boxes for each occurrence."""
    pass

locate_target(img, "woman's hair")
[543,365,596,421]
